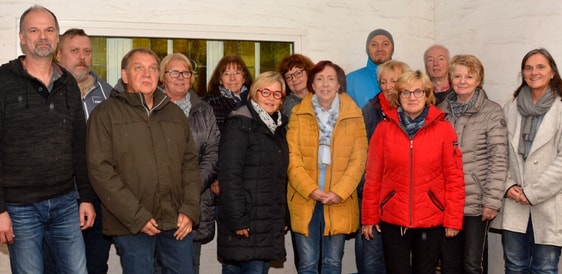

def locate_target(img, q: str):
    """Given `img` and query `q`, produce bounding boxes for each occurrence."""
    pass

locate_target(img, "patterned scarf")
[250,100,282,134]
[516,85,554,159]
[398,106,428,138]
[173,92,192,118]
[219,85,247,104]
[312,94,340,165]
[446,89,480,121]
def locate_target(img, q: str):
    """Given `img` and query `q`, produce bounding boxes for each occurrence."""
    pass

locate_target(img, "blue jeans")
[222,260,270,274]
[294,203,346,274]
[355,225,386,274]
[43,198,112,274]
[502,218,561,274]
[193,241,202,274]
[355,193,386,274]
[82,198,112,274]
[7,191,87,274]
[114,229,194,274]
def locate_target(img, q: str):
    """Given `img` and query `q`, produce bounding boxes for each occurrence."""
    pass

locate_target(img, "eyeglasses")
[165,70,192,79]
[257,88,285,100]
[223,70,242,77]
[284,69,305,81]
[400,89,425,98]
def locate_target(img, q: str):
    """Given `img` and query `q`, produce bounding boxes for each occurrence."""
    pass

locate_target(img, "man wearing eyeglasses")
[43,28,113,274]
[87,48,201,274]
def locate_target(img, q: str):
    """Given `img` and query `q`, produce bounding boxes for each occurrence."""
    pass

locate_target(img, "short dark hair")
[121,48,160,70]
[276,54,315,95]
[19,5,59,34]
[58,28,89,52]
[306,60,346,94]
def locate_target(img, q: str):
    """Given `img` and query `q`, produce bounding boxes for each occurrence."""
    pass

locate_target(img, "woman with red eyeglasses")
[217,71,289,274]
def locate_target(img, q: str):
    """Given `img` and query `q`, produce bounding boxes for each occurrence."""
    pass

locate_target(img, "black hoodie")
[0,56,93,212]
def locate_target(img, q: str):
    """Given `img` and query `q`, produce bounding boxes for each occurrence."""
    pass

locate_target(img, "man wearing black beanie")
[347,28,394,109]
[347,28,394,274]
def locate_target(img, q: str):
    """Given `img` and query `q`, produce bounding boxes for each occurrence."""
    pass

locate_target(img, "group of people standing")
[354,29,562,274]
[0,5,561,274]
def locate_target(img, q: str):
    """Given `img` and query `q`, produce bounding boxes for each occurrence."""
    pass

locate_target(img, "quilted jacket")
[438,89,508,216]
[362,105,465,230]
[287,93,367,236]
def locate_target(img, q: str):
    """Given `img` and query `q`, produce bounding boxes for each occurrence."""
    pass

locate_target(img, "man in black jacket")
[0,5,94,273]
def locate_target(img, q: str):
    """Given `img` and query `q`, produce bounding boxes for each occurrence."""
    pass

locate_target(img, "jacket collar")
[386,104,445,126]
[112,86,169,111]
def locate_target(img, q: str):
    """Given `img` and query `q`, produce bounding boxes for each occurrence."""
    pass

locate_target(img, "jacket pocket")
[452,141,463,169]
[427,190,445,211]
[380,190,396,216]
[471,173,485,195]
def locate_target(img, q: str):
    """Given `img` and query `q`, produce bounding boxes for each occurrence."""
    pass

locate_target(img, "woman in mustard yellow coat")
[287,60,368,274]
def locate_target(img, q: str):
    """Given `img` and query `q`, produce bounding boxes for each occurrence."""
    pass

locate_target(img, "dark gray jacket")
[186,92,220,243]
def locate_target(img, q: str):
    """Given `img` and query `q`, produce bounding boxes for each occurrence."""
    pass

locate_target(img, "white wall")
[2,0,562,273]
[434,0,562,104]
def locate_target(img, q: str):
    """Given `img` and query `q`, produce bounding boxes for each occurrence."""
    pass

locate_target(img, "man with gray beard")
[44,28,114,274]
[0,5,93,274]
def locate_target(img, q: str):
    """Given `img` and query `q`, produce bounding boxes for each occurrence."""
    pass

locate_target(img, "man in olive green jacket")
[87,48,200,274]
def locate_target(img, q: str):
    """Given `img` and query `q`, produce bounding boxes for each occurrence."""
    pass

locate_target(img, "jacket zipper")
[409,138,414,227]
[380,190,396,216]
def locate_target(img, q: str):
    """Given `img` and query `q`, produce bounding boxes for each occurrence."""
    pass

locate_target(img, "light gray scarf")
[312,94,340,165]
[516,85,554,159]
[173,92,192,118]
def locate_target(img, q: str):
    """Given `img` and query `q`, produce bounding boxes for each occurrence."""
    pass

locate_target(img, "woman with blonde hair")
[160,53,220,274]
[217,71,289,274]
[362,70,465,274]
[437,54,507,274]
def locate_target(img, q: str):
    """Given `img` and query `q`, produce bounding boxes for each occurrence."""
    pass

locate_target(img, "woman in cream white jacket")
[495,48,562,274]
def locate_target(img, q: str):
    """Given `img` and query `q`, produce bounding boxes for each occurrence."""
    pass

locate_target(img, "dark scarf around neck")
[398,106,429,138]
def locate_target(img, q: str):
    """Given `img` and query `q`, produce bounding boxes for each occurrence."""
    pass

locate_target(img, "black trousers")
[441,216,489,274]
[380,222,444,274]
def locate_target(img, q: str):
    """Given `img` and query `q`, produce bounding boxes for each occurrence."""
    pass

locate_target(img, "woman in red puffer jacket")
[362,70,465,274]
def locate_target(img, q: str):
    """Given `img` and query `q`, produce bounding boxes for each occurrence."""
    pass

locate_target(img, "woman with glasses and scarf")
[160,53,220,274]
[203,55,253,212]
[493,48,562,274]
[362,70,465,274]
[217,71,289,274]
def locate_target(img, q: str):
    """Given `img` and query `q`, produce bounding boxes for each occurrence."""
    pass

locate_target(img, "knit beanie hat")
[366,29,394,55]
